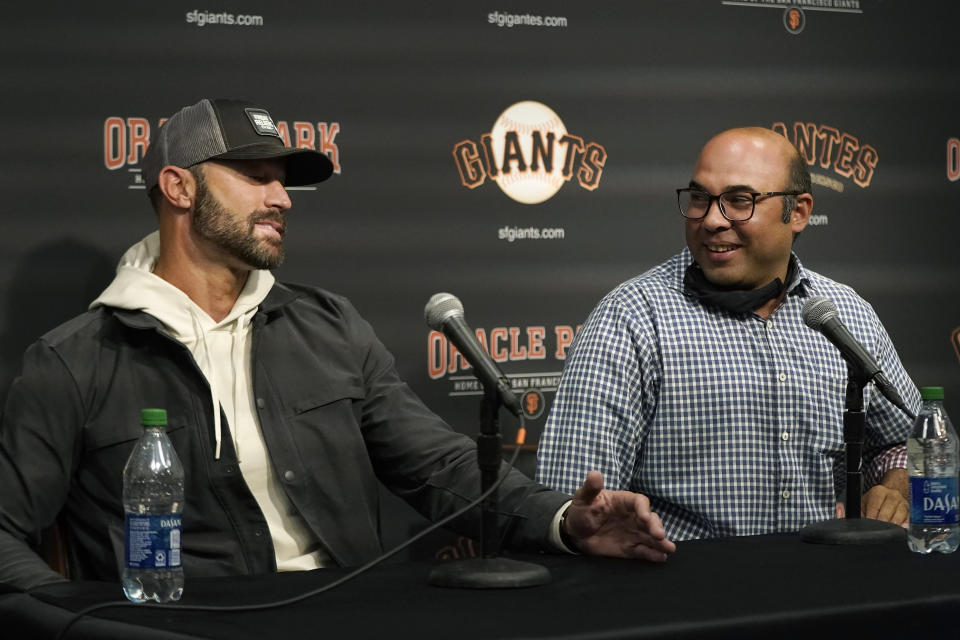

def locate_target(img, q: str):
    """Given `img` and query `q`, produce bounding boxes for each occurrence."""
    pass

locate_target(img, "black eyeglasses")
[676,188,802,222]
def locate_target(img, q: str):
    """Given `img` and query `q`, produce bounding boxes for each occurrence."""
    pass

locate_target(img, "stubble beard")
[191,170,286,271]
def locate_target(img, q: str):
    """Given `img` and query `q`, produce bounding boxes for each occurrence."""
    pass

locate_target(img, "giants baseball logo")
[453,101,607,204]
[103,115,341,188]
[522,389,546,420]
[783,7,805,34]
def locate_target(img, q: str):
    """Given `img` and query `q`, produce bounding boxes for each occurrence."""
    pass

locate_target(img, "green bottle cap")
[920,386,944,401]
[140,408,168,426]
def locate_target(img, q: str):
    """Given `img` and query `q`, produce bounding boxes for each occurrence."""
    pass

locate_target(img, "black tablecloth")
[3,532,959,639]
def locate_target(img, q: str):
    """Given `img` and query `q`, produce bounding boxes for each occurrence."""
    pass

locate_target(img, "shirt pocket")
[278,380,369,462]
[285,379,364,427]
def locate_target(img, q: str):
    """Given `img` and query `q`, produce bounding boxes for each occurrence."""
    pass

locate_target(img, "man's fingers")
[626,541,676,562]
[862,487,910,526]
[877,497,901,523]
[894,502,909,526]
[573,470,605,504]
[637,509,666,540]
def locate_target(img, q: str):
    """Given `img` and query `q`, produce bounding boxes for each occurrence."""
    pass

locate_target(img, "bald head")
[696,128,810,220]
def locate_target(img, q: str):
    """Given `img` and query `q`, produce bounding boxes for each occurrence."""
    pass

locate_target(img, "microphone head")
[424,292,464,330]
[802,296,839,330]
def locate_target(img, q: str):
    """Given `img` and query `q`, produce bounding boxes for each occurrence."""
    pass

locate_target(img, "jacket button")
[284,470,296,482]
[256,398,265,409]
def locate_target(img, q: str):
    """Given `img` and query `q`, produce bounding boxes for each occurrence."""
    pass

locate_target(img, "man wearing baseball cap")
[0,98,674,590]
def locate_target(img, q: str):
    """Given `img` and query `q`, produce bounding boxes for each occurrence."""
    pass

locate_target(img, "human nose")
[701,196,729,230]
[266,180,292,212]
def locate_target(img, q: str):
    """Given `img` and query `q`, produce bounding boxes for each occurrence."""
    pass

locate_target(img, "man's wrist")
[558,505,580,553]
[881,467,909,500]
[548,500,578,554]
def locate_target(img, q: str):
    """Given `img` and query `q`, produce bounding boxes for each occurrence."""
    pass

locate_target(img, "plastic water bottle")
[122,408,185,602]
[907,386,959,554]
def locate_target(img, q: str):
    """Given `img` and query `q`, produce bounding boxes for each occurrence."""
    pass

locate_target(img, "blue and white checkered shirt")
[536,250,920,541]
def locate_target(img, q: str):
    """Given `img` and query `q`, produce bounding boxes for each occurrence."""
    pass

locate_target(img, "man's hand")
[862,468,909,527]
[562,470,676,562]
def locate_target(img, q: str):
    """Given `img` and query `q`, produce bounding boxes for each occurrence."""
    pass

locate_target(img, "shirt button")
[766,320,773,330]
[781,431,790,441]
[777,373,787,382]
[256,398,265,409]
[284,470,296,482]
[781,489,791,500]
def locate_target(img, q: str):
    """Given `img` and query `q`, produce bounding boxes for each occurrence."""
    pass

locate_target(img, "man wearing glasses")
[536,127,919,542]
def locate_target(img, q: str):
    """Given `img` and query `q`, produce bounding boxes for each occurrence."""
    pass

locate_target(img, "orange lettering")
[833,132,859,178]
[275,121,292,147]
[104,117,125,170]
[555,325,575,360]
[126,118,150,166]
[577,142,607,190]
[948,138,960,182]
[559,134,584,180]
[527,327,546,359]
[318,122,341,173]
[853,144,878,188]
[453,140,485,188]
[793,122,818,166]
[508,327,528,359]
[293,122,315,150]
[428,331,446,379]
[490,328,509,362]
[449,343,469,374]
[816,125,841,170]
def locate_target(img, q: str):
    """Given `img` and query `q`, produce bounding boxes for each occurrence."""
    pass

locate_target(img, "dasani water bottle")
[907,386,959,554]
[122,408,185,602]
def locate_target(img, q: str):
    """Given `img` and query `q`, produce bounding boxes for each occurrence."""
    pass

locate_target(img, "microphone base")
[428,557,551,589]
[800,517,906,545]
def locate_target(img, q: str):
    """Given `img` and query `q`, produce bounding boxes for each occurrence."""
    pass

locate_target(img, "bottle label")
[124,514,182,569]
[910,477,960,525]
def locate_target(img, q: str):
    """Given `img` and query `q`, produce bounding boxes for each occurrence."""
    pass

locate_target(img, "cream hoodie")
[92,231,330,570]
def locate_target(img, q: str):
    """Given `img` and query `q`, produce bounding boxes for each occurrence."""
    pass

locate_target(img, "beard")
[191,169,286,270]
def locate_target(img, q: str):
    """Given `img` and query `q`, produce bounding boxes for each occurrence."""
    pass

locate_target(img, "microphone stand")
[800,371,906,544]
[429,385,551,588]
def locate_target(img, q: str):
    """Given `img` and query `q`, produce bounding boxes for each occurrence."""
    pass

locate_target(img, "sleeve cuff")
[548,500,578,554]
[865,444,908,488]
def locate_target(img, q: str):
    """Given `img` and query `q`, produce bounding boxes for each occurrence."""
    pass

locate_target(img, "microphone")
[802,296,914,418]
[424,293,521,416]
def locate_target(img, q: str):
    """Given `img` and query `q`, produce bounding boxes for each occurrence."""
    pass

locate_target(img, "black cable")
[54,420,527,640]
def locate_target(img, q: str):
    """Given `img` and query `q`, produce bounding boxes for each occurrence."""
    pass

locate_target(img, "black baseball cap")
[140,98,334,191]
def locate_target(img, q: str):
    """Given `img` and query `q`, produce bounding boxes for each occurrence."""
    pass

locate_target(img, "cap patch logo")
[245,108,281,138]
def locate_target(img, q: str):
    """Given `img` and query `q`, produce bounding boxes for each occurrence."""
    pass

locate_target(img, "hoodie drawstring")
[230,311,256,462]
[188,308,223,460]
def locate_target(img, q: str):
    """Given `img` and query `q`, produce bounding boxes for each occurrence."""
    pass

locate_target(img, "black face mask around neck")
[683,256,798,315]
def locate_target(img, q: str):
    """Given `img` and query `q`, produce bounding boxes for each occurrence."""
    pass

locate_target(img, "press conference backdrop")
[1,1,958,557]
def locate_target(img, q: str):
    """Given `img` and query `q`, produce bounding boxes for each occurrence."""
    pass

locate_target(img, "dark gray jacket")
[0,283,568,589]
